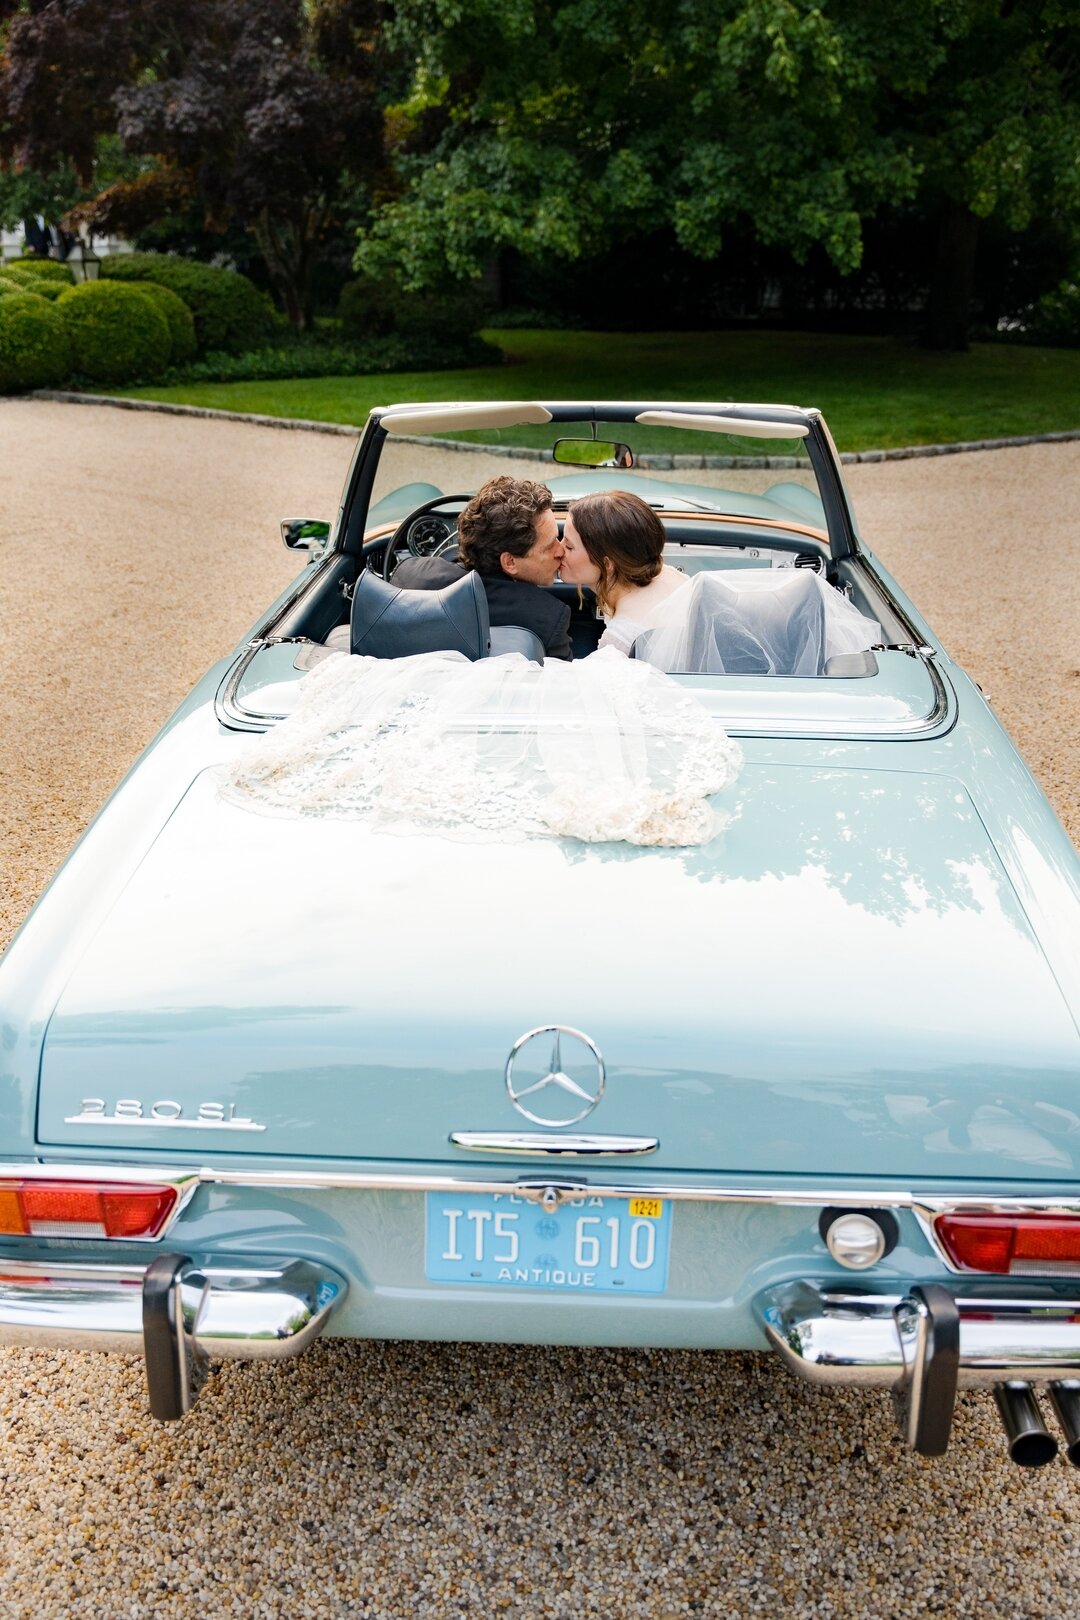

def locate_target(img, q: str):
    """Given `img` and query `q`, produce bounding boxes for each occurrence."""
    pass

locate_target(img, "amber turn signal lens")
[0,1181,178,1239]
[0,1188,27,1235]
[936,1214,1080,1274]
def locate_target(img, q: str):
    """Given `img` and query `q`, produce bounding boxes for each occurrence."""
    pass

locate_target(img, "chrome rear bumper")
[755,1280,1080,1388]
[756,1280,1080,1461]
[0,1253,347,1419]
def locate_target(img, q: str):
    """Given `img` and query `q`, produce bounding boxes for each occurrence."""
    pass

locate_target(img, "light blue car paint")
[2,404,1079,1360]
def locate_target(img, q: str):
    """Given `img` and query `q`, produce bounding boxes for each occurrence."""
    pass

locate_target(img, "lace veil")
[222,647,743,848]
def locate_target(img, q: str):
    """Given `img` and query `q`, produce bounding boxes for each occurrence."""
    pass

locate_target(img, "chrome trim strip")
[11,1165,1080,1217]
[450,1132,659,1156]
[189,1179,1080,1221]
[0,1255,347,1359]
[756,1280,1080,1389]
[215,638,297,732]
[715,655,952,741]
[2,1165,202,1184]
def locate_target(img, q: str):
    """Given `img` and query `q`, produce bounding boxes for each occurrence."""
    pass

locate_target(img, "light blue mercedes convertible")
[2,401,1079,1469]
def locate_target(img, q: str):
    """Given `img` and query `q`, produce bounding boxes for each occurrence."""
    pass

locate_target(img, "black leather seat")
[341,568,545,663]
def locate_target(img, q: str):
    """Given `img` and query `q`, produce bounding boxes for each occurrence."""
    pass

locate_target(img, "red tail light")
[935,1213,1080,1275]
[0,1180,178,1239]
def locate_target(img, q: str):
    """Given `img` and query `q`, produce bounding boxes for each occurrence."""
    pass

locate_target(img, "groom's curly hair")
[457,476,553,576]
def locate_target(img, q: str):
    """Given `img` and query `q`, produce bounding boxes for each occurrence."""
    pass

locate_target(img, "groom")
[392,475,573,660]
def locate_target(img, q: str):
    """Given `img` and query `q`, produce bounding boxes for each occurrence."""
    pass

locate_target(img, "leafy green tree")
[898,0,1080,347]
[0,158,82,234]
[0,137,149,247]
[0,0,387,328]
[360,0,1080,347]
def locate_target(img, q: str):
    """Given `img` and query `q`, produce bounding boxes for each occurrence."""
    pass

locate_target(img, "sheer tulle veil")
[633,570,880,676]
[222,647,744,848]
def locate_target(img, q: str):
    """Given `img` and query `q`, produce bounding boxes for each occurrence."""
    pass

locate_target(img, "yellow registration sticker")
[628,1198,665,1219]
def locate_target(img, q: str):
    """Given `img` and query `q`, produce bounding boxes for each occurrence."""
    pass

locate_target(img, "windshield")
[365,412,825,539]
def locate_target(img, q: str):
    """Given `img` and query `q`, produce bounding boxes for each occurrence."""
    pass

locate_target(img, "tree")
[359,0,1080,348]
[0,0,387,328]
[0,136,150,247]
[898,1,1080,349]
[0,155,83,236]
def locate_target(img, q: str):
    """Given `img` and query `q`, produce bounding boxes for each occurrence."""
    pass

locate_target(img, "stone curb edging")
[31,389,361,437]
[29,389,1080,465]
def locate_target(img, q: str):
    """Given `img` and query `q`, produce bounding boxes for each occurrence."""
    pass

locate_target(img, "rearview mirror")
[281,518,331,559]
[552,438,634,469]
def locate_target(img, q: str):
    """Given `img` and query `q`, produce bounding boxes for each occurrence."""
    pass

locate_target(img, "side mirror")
[552,438,634,470]
[281,518,331,561]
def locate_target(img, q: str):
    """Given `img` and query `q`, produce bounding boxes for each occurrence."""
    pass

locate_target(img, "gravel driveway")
[1,398,1078,1619]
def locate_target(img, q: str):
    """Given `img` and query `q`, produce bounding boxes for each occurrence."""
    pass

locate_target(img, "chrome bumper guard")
[756,1280,1080,1459]
[0,1253,347,1421]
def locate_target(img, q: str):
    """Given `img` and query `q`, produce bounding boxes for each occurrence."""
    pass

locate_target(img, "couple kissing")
[391,475,679,661]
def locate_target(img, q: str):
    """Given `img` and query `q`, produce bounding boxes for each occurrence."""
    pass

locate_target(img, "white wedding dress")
[222,646,744,848]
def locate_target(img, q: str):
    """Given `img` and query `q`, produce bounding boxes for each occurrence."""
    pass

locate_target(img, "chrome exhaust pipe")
[1048,1381,1080,1468]
[994,1382,1058,1468]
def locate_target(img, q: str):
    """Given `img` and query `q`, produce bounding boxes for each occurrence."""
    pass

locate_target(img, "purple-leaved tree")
[0,0,385,328]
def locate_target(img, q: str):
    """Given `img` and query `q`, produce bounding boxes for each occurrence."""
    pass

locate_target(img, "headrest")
[489,625,545,664]
[350,568,490,660]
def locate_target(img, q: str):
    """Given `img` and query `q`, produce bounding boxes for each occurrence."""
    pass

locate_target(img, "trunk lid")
[38,764,1080,1181]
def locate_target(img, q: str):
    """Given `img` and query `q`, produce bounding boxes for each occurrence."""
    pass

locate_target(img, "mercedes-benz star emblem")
[505,1026,606,1127]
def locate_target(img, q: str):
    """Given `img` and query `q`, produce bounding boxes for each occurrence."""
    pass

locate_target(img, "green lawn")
[109,328,1080,454]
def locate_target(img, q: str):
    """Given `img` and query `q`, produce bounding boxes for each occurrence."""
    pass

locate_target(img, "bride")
[559,490,688,655]
[560,489,880,674]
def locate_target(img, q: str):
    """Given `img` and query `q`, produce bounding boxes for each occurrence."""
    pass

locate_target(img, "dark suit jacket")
[391,556,573,661]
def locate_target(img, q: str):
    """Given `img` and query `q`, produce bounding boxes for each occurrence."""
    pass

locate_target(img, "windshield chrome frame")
[338,402,855,560]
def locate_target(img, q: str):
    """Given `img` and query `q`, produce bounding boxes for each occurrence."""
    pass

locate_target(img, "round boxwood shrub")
[100,252,276,354]
[0,293,72,392]
[128,281,197,364]
[0,268,67,300]
[56,280,171,384]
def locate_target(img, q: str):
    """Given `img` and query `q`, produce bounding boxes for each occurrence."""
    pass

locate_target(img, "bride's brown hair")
[567,491,665,615]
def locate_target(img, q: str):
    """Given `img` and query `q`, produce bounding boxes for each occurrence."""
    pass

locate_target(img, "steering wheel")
[382,495,473,580]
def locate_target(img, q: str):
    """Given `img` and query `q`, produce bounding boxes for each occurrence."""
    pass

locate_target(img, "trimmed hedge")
[0,270,67,301]
[159,331,502,385]
[56,280,171,384]
[129,281,197,364]
[2,257,74,284]
[100,253,276,354]
[0,293,72,392]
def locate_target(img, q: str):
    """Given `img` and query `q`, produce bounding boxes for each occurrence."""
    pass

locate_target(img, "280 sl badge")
[64,1098,266,1131]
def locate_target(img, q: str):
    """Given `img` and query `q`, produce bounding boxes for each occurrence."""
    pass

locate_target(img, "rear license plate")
[425,1192,670,1294]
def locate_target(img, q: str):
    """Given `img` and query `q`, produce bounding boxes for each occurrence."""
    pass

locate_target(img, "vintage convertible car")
[2,400,1079,1469]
